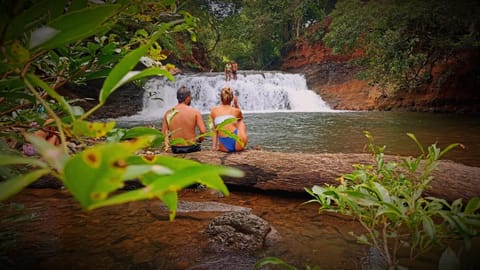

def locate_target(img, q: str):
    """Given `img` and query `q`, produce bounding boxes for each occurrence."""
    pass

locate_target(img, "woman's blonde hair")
[220,86,233,104]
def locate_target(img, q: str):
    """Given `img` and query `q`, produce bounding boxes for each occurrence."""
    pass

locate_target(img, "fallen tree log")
[168,150,480,202]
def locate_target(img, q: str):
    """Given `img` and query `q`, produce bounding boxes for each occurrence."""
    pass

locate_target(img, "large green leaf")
[102,68,174,101]
[99,44,149,104]
[63,136,153,208]
[30,5,120,51]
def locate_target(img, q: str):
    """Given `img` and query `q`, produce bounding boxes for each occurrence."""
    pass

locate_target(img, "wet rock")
[205,211,274,253]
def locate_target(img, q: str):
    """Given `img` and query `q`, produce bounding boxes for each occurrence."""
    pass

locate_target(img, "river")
[114,72,480,167]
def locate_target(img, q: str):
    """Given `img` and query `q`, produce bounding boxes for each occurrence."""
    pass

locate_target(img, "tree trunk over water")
[172,150,480,202]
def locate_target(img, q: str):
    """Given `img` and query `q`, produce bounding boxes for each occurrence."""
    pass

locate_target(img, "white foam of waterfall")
[127,71,335,120]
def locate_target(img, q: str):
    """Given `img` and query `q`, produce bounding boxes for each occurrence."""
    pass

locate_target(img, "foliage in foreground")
[0,1,242,219]
[304,132,480,269]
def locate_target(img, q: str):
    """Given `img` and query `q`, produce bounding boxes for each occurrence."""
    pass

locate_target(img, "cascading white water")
[130,71,334,120]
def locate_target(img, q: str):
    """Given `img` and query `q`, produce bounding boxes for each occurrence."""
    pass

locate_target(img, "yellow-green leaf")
[72,119,116,138]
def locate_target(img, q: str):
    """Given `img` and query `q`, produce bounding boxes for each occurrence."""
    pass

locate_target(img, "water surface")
[119,111,480,167]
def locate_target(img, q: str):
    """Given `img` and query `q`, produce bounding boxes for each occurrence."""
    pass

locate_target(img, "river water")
[119,111,480,167]
[116,72,480,167]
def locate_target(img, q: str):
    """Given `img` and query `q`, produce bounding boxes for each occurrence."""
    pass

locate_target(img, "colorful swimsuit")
[218,129,238,152]
[214,115,238,152]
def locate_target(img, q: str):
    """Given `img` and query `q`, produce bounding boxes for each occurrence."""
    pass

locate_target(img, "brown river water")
[2,186,479,270]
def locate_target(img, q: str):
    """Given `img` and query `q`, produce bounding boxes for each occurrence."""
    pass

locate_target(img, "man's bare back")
[162,86,207,153]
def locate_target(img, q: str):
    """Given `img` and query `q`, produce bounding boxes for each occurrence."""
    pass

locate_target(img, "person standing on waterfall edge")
[162,86,207,153]
[210,86,248,153]
[231,60,238,80]
[224,62,232,81]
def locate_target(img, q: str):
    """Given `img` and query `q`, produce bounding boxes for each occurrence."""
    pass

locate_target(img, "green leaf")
[159,191,178,221]
[127,155,202,171]
[343,190,378,206]
[147,165,235,196]
[372,182,391,203]
[310,185,325,196]
[464,197,480,215]
[406,132,424,156]
[438,247,460,270]
[72,119,116,138]
[0,168,51,201]
[63,136,153,208]
[122,127,162,139]
[122,164,172,180]
[376,201,403,219]
[356,233,372,245]
[439,143,460,159]
[0,155,48,168]
[87,187,153,210]
[104,69,174,104]
[99,44,149,104]
[98,21,179,104]
[421,216,436,239]
[31,5,120,51]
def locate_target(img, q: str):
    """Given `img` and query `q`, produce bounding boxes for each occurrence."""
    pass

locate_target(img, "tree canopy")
[177,0,479,94]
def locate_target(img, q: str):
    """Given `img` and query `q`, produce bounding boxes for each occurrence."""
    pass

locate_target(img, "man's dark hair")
[177,86,191,103]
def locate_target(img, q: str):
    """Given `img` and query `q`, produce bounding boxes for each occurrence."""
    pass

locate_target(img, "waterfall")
[130,71,334,120]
